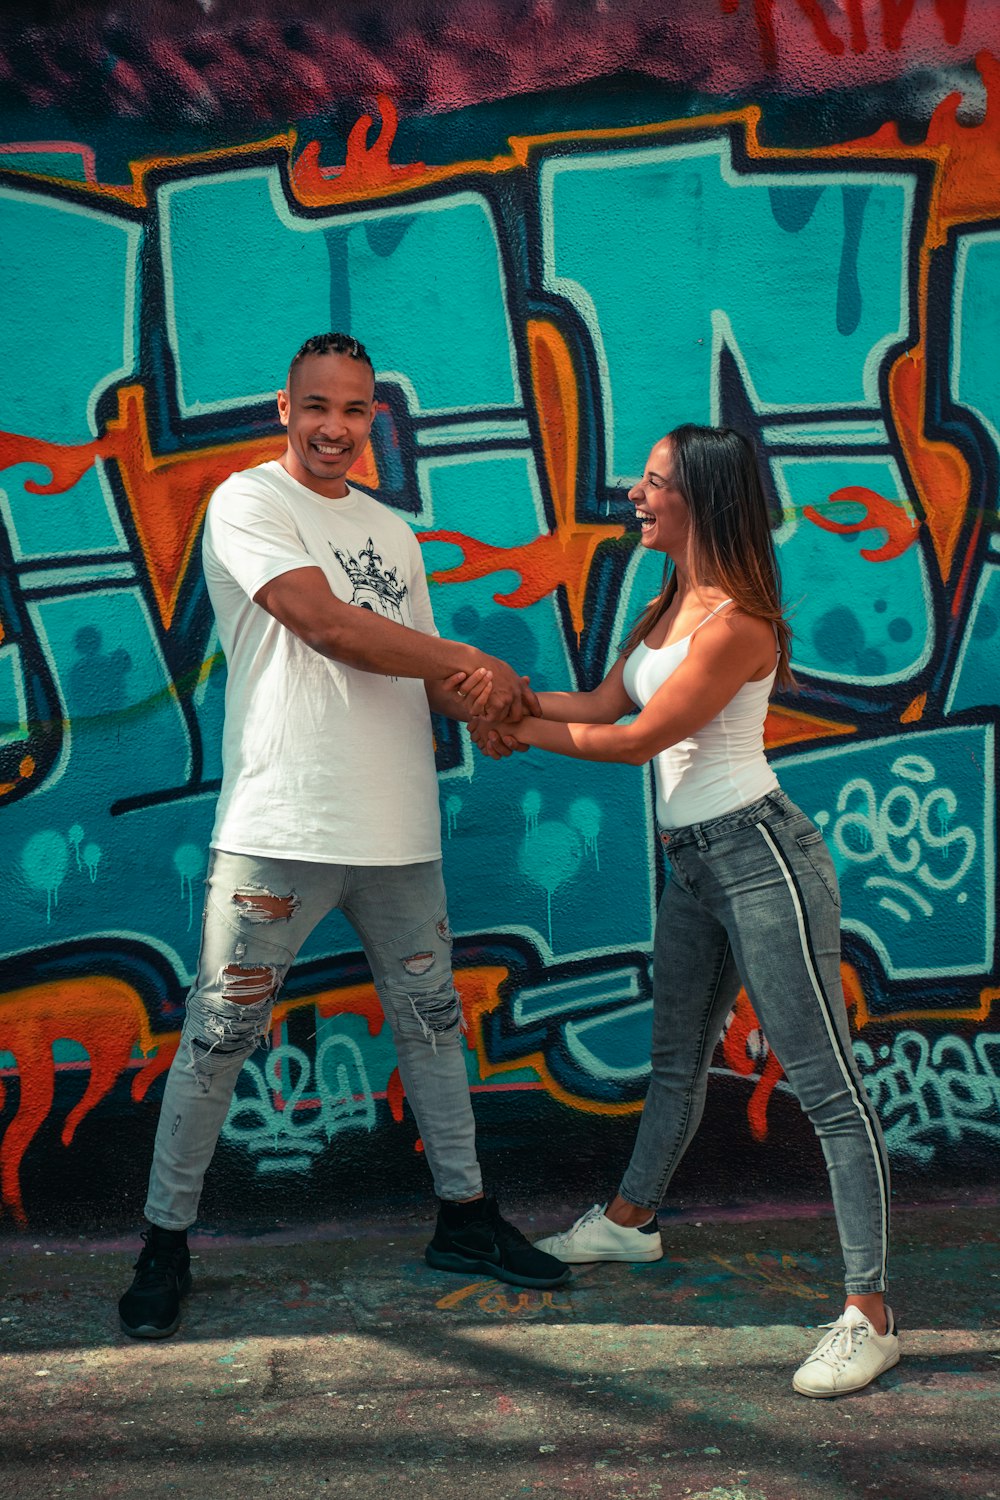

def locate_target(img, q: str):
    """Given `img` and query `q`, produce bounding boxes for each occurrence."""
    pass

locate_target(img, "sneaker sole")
[119,1271,193,1340]
[792,1347,900,1398]
[424,1247,571,1289]
[534,1240,664,1265]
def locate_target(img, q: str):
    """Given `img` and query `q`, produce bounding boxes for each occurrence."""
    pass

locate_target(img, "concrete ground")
[1,1198,997,1500]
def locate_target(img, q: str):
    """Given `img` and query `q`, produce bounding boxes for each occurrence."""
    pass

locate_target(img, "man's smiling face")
[277,352,376,498]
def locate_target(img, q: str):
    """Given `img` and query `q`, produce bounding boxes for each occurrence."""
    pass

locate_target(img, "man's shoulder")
[210,461,287,507]
[347,486,418,542]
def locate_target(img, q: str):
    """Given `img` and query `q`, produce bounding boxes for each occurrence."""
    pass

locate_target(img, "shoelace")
[809,1317,869,1369]
[492,1217,531,1249]
[565,1203,608,1237]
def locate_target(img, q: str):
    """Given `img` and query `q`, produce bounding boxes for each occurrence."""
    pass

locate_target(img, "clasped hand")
[437,666,536,733]
[468,713,529,759]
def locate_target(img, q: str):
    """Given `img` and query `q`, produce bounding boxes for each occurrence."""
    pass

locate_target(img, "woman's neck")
[670,563,725,606]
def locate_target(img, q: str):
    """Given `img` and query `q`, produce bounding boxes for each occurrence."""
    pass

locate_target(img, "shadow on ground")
[1,1199,997,1500]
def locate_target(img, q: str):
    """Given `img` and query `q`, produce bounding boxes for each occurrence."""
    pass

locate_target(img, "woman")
[472,424,896,1398]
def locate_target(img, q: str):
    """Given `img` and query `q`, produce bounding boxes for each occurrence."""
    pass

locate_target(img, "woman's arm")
[475,655,636,759]
[474,614,774,764]
[472,656,636,759]
[533,656,636,724]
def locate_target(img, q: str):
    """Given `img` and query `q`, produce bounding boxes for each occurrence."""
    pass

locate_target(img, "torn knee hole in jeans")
[405,984,465,1051]
[402,951,436,977]
[187,985,275,1081]
[231,885,301,923]
[220,962,281,1004]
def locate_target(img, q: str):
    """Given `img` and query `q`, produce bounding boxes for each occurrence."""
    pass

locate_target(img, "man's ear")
[276,387,290,428]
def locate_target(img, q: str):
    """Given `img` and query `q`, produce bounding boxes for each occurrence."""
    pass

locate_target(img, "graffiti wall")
[1,1,998,1231]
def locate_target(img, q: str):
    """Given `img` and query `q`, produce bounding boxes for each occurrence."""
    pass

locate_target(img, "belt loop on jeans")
[694,823,709,851]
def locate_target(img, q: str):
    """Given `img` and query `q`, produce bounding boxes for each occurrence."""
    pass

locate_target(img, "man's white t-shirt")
[202,460,442,866]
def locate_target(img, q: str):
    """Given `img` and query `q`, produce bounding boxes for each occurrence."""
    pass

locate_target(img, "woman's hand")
[439,667,493,719]
[469,714,533,759]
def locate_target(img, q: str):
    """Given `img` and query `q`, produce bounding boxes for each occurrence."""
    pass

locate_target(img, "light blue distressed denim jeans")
[145,850,482,1229]
[619,790,890,1296]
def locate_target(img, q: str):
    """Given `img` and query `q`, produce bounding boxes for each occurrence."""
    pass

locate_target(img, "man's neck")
[279,451,349,500]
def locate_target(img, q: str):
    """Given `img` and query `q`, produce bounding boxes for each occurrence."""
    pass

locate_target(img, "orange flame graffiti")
[292,96,427,205]
[0,977,156,1226]
[803,486,921,562]
[0,965,509,1222]
[0,386,379,630]
[420,320,624,638]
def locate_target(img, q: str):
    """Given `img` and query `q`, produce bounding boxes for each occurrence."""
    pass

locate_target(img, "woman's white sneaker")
[792,1305,899,1397]
[534,1203,664,1264]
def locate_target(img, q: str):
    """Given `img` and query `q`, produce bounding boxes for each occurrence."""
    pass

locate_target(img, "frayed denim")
[145,851,481,1228]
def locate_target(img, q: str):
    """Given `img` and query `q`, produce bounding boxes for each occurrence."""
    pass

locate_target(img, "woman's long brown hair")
[620,424,794,691]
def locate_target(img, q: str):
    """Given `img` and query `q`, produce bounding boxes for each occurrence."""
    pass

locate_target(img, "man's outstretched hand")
[478,661,540,723]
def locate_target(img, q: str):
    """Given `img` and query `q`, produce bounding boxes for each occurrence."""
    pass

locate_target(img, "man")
[118,332,569,1339]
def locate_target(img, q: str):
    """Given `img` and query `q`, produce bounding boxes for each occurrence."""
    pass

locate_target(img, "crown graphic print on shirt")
[332,536,411,681]
[332,537,409,623]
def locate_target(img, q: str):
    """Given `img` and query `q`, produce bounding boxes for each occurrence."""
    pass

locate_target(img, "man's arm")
[255,565,530,720]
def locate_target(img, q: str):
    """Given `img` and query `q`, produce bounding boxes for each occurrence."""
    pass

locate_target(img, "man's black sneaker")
[118,1226,192,1339]
[425,1196,571,1288]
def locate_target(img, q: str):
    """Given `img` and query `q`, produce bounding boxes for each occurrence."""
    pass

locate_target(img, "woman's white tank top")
[621,601,779,829]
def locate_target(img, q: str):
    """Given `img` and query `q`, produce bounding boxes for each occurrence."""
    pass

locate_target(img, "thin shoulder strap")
[690,598,734,636]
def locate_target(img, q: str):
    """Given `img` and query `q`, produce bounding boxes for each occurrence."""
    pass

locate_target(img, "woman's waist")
[657,785,792,848]
[654,754,779,830]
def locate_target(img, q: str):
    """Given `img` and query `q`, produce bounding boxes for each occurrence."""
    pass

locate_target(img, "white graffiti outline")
[855,1030,1000,1165]
[222,1033,376,1173]
[832,754,976,925]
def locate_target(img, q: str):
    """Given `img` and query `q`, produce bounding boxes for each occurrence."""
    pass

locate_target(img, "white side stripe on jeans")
[755,822,889,1287]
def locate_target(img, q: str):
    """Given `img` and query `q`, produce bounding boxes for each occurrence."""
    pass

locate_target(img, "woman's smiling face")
[628,438,691,556]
